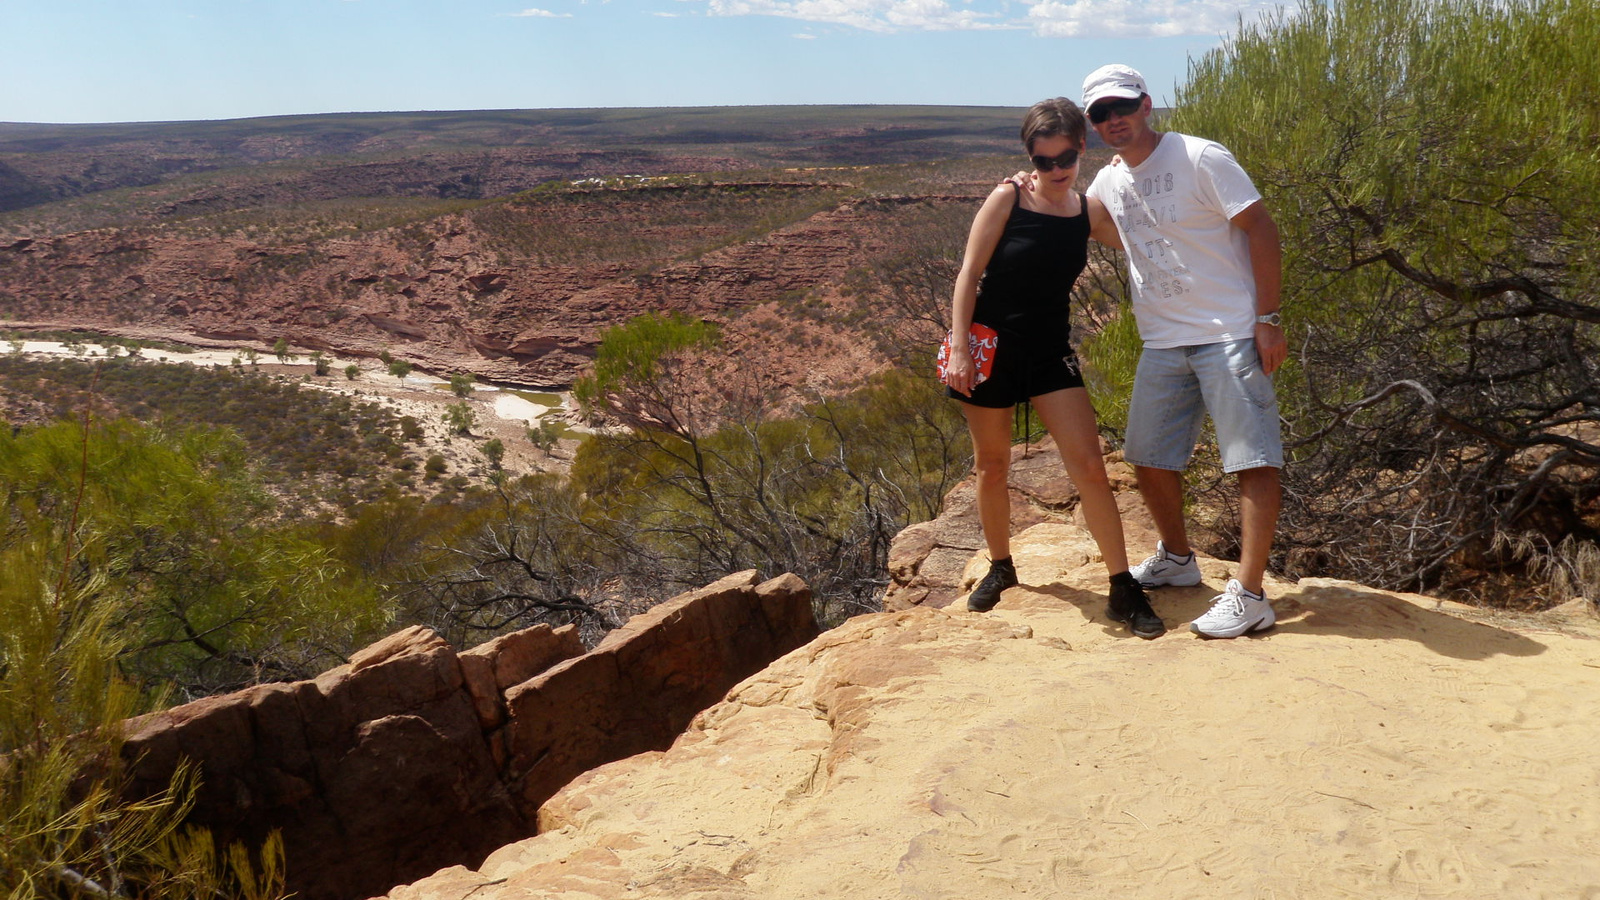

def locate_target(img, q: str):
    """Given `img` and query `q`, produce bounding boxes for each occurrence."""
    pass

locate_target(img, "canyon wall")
[117,570,818,900]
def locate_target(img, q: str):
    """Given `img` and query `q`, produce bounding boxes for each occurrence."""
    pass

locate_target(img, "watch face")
[1258,313,1281,326]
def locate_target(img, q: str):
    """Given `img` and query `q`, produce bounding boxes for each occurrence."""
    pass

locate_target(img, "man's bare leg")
[1134,464,1191,557]
[1235,465,1281,595]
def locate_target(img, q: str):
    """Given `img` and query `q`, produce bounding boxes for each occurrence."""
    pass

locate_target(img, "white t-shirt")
[1087,132,1262,349]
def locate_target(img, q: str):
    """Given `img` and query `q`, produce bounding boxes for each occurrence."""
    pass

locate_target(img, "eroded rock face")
[117,571,818,900]
[0,194,913,389]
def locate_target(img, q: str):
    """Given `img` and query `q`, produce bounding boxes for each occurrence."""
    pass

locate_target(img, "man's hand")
[1255,321,1287,375]
[1005,170,1035,192]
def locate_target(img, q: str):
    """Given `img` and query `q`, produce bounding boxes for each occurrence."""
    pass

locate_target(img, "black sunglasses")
[1029,148,1080,172]
[1089,95,1144,124]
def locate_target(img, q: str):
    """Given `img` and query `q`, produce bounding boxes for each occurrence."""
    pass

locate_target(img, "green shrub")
[424,454,447,479]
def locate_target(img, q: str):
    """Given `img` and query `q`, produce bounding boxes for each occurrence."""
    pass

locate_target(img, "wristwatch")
[1255,312,1282,327]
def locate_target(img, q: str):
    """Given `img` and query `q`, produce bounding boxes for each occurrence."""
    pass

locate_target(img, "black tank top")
[973,186,1089,346]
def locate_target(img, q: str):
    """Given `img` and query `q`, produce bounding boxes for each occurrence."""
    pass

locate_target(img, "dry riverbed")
[8,338,583,482]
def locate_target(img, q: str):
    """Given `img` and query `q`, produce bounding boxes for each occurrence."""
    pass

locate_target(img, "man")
[1081,64,1286,638]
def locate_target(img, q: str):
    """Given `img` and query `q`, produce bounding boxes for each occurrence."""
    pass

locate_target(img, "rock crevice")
[118,571,818,900]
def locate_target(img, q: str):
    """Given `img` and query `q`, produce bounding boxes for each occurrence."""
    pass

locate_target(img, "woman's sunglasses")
[1030,148,1080,172]
[1088,96,1144,124]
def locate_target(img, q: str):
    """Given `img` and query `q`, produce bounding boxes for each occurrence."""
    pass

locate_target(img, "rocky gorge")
[117,572,818,900]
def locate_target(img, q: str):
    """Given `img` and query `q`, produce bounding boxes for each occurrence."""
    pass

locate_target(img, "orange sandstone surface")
[386,521,1600,899]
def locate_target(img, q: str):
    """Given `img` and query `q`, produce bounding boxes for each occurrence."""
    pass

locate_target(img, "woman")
[942,97,1164,638]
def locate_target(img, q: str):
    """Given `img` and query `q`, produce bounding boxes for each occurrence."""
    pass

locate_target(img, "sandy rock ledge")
[389,521,1600,900]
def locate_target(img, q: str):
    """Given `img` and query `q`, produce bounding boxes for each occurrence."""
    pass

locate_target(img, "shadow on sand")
[1029,579,1546,662]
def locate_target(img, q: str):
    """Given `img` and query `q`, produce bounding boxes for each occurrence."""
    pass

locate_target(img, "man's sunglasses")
[1089,96,1144,124]
[1030,148,1080,172]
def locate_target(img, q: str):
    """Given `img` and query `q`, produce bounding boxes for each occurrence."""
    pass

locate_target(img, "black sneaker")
[966,557,1018,612]
[1106,573,1166,639]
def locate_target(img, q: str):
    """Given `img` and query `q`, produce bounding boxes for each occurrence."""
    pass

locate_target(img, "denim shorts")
[1124,339,1283,473]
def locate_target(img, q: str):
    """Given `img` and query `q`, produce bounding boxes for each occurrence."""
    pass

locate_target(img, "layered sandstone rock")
[118,571,818,900]
[0,194,925,390]
[387,522,1600,900]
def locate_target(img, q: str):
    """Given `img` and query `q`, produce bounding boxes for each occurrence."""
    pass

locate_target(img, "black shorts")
[949,338,1085,409]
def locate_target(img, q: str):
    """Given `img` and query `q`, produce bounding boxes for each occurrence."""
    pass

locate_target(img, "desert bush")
[399,414,426,442]
[0,417,388,699]
[527,420,563,455]
[443,401,475,435]
[424,454,447,479]
[1168,0,1600,604]
[482,437,505,469]
[380,478,639,648]
[0,549,291,900]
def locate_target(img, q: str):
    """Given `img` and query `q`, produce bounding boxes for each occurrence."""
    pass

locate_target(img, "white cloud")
[705,1,1011,33]
[793,31,818,37]
[1027,0,1281,38]
[509,7,574,17]
[695,0,1280,37]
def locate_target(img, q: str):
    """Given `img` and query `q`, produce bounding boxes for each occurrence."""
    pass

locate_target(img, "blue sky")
[1,1,1284,124]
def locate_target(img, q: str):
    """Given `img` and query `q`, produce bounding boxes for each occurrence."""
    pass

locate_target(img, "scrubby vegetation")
[473,182,854,266]
[0,356,418,508]
[0,414,340,898]
[1,329,195,356]
[571,312,969,624]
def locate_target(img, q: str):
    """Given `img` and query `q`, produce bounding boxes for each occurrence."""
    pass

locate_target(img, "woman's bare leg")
[1031,388,1130,575]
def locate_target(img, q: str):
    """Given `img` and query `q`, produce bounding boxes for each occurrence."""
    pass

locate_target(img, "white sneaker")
[1130,541,1202,587]
[1190,579,1275,638]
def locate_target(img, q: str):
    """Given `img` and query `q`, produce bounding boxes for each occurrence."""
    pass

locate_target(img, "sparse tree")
[443,401,475,435]
[528,419,562,456]
[387,359,413,384]
[402,476,633,647]
[273,337,291,364]
[449,373,476,398]
[344,363,361,381]
[572,313,969,621]
[482,437,506,469]
[311,351,331,376]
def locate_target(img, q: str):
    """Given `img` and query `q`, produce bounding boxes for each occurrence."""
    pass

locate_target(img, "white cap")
[1082,64,1148,109]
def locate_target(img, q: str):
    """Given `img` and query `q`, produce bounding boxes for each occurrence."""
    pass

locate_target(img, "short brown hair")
[1020,97,1087,152]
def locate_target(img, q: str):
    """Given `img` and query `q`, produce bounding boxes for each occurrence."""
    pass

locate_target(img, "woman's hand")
[944,346,976,396]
